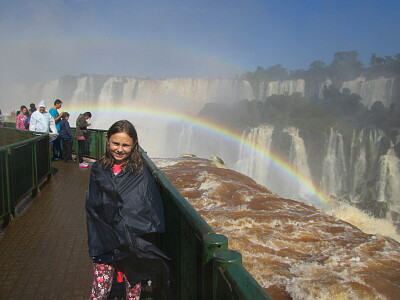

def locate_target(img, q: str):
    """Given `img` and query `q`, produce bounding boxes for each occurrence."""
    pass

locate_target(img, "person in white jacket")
[29,100,57,135]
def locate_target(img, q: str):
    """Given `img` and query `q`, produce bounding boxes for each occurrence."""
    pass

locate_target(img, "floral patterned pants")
[90,263,141,300]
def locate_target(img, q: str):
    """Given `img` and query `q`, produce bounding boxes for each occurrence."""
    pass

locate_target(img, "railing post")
[5,147,16,217]
[1,148,12,226]
[202,233,228,299]
[32,139,40,197]
[213,249,242,300]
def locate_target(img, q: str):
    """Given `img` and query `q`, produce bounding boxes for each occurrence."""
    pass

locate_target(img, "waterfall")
[349,129,366,196]
[376,148,400,210]
[235,125,274,187]
[263,79,305,99]
[11,73,400,227]
[283,127,312,199]
[98,77,126,106]
[70,76,96,106]
[341,77,395,108]
[177,124,195,155]
[234,125,313,200]
[22,75,309,117]
[320,128,347,197]
[233,124,400,227]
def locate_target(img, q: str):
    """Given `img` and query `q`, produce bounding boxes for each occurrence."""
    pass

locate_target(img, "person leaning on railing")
[75,111,92,168]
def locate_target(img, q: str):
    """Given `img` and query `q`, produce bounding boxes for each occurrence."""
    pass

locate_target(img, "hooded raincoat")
[29,100,57,134]
[86,161,171,285]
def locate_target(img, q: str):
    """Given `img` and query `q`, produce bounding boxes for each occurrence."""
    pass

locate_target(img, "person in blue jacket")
[49,99,63,160]
[86,120,171,300]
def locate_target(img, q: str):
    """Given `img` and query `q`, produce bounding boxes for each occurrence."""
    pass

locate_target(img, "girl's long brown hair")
[99,120,143,173]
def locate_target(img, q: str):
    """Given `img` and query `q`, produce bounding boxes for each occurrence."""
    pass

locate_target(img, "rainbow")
[66,104,334,208]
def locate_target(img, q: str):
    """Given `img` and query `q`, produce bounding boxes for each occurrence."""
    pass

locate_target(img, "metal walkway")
[0,161,93,299]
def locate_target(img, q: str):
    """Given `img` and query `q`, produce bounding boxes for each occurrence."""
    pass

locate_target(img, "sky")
[0,0,399,84]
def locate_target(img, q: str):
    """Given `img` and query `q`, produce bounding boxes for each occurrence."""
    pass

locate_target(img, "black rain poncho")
[86,161,171,285]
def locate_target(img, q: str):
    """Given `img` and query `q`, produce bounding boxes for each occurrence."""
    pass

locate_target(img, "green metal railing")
[0,127,51,228]
[76,128,271,299]
[0,125,271,299]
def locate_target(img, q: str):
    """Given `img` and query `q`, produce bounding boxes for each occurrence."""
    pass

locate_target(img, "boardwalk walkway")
[0,161,93,299]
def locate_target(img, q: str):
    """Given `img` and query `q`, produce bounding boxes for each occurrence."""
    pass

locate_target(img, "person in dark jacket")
[59,112,73,163]
[86,120,170,300]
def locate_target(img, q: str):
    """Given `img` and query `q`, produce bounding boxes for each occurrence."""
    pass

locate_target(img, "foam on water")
[326,202,400,242]
[154,157,400,299]
[150,158,181,168]
[197,172,221,191]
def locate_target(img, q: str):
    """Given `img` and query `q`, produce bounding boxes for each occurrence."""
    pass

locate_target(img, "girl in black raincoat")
[86,120,170,299]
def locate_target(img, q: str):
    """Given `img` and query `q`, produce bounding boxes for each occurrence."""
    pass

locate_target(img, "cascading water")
[341,76,395,108]
[320,128,347,198]
[376,148,400,217]
[177,124,195,155]
[70,76,96,106]
[349,129,365,195]
[283,127,312,200]
[235,125,274,185]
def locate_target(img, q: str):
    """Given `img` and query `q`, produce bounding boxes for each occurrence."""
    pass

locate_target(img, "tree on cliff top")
[327,51,363,85]
[242,65,288,82]
[367,53,400,79]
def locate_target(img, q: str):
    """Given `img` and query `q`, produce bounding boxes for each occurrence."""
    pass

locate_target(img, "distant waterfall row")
[30,74,396,112]
[32,75,304,114]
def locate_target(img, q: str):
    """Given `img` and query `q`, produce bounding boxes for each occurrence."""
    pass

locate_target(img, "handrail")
[0,127,51,228]
[1,125,271,299]
[141,149,215,237]
[140,146,271,299]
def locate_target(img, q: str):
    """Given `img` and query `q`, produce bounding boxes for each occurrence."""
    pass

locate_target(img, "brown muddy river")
[154,157,400,300]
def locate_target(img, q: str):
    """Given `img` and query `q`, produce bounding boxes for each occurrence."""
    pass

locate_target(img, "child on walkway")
[59,112,73,163]
[86,120,171,299]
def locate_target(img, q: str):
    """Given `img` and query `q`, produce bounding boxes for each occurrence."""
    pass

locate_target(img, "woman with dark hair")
[75,111,92,167]
[59,112,73,163]
[16,105,29,130]
[86,120,170,300]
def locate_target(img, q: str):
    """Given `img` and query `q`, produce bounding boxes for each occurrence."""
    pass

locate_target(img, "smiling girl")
[86,120,170,299]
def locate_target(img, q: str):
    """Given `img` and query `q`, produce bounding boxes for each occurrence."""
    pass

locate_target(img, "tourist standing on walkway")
[25,103,36,129]
[29,100,57,135]
[49,99,64,160]
[29,103,36,114]
[15,105,29,130]
[0,109,4,127]
[75,112,92,168]
[86,120,171,300]
[59,112,73,163]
